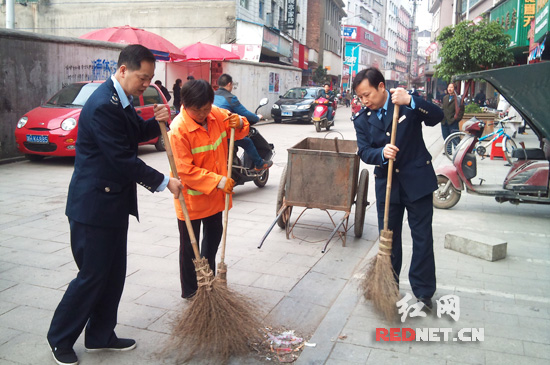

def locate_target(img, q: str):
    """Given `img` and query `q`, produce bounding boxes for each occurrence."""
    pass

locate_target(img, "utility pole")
[6,0,15,29]
[408,0,419,89]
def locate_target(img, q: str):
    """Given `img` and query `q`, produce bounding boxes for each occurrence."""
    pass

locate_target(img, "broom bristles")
[360,229,400,322]
[166,258,263,363]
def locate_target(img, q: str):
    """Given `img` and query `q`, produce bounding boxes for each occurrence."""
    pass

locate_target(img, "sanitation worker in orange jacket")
[168,79,250,299]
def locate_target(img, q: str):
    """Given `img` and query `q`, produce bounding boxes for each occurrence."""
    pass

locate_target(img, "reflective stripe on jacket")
[168,105,249,220]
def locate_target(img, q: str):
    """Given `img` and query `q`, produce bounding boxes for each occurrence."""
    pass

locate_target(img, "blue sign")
[342,26,357,39]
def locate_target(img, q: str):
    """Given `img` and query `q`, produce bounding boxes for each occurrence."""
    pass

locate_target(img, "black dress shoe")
[50,346,78,365]
[85,338,136,352]
[417,297,433,311]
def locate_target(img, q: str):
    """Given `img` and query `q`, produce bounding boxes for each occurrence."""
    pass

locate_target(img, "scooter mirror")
[259,98,269,107]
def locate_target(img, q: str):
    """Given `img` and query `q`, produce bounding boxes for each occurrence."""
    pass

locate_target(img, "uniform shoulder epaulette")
[351,107,368,121]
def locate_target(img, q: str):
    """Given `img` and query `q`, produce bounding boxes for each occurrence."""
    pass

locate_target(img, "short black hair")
[180,79,214,109]
[117,44,156,71]
[154,80,162,86]
[217,74,233,87]
[324,82,330,87]
[352,67,385,93]
[187,75,195,80]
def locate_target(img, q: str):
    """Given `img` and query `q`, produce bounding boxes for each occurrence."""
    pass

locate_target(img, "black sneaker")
[417,297,433,312]
[50,346,78,365]
[85,338,136,352]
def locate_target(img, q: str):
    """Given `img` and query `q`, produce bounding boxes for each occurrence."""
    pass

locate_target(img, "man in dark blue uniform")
[352,67,443,310]
[47,45,182,365]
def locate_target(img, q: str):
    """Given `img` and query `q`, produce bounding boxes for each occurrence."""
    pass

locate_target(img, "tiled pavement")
[1,114,549,364]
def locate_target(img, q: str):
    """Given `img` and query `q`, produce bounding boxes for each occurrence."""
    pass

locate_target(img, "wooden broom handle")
[220,127,235,263]
[383,105,400,231]
[159,121,201,260]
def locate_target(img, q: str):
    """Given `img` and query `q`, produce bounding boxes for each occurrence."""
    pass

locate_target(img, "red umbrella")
[179,42,240,61]
[80,25,186,61]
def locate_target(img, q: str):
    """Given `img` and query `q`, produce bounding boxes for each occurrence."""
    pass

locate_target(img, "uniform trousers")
[376,191,436,299]
[177,212,223,298]
[47,219,128,350]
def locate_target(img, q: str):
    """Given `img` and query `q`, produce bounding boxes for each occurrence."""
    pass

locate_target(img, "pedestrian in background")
[47,45,183,365]
[351,67,444,310]
[173,78,182,113]
[154,80,171,102]
[168,79,249,299]
[441,83,464,140]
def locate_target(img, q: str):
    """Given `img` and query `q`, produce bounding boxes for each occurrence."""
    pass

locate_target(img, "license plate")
[26,135,49,144]
[282,111,292,116]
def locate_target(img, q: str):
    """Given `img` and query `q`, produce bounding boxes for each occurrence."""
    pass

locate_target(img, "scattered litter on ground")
[252,327,311,363]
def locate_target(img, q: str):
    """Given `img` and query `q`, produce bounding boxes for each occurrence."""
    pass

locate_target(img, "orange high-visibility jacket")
[168,105,249,221]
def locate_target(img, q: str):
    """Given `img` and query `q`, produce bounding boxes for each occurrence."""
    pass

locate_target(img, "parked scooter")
[311,96,337,132]
[232,98,275,187]
[433,118,550,209]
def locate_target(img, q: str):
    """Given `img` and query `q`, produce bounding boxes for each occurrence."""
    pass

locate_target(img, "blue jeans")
[441,121,459,140]
[235,137,263,167]
[327,106,333,120]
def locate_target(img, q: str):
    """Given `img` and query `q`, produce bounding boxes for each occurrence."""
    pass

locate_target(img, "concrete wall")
[0,0,236,49]
[0,29,125,159]
[219,60,302,117]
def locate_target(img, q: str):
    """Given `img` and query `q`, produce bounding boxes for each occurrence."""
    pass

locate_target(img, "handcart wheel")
[354,169,369,238]
[276,165,292,229]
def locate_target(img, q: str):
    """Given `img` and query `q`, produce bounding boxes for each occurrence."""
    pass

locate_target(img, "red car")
[14,81,171,161]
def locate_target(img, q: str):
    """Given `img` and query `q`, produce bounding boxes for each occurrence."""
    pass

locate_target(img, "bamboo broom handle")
[159,121,201,260]
[383,104,400,231]
[220,127,235,264]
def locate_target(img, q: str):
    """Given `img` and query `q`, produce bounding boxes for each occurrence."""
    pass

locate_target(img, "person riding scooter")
[320,83,336,122]
[214,73,273,171]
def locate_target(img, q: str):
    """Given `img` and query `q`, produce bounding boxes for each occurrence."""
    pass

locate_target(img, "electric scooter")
[311,96,337,132]
[433,118,550,209]
[232,98,275,188]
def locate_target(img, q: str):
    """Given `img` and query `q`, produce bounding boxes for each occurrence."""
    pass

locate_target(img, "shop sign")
[287,0,297,30]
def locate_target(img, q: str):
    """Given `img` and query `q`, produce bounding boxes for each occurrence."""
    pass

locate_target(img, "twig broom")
[158,121,263,363]
[360,105,401,322]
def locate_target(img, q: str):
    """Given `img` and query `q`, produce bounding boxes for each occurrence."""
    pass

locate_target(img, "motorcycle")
[433,63,550,209]
[232,98,274,188]
[311,96,337,132]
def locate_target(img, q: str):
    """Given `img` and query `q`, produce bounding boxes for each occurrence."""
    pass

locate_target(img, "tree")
[435,19,514,82]
[312,66,328,85]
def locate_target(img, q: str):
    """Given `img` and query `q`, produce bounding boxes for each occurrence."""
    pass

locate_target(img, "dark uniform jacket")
[65,77,164,228]
[353,93,444,204]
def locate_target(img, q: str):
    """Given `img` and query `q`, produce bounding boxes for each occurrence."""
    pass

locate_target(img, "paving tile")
[0,283,65,311]
[265,296,328,334]
[523,341,550,360]
[0,331,53,365]
[484,300,550,319]
[485,350,550,365]
[0,265,75,289]
[251,273,300,292]
[287,271,347,307]
[0,305,52,336]
[328,342,371,363]
[117,301,167,330]
[366,348,445,365]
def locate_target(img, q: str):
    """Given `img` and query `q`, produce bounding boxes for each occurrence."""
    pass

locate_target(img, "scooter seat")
[511,148,546,160]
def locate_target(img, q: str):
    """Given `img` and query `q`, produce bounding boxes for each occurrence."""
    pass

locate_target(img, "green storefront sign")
[490,0,529,48]
[491,0,550,47]
[535,0,549,42]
